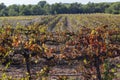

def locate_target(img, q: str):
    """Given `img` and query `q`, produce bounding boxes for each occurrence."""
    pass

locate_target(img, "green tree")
[0,3,8,16]
[0,1,120,16]
[19,5,32,15]
[105,2,120,14]
[8,5,19,16]
[43,4,51,14]
[0,8,8,16]
[50,3,68,14]
[38,1,47,8]
[68,3,83,13]
[31,5,45,15]
[0,3,6,10]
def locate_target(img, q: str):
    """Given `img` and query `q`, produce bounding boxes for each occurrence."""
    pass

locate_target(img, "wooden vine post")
[24,51,31,80]
[89,28,106,80]
[94,55,102,80]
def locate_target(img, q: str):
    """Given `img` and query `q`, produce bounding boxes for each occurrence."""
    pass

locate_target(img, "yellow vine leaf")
[117,64,120,68]
[91,30,96,35]
[35,60,38,63]
[83,59,87,64]
[111,68,116,73]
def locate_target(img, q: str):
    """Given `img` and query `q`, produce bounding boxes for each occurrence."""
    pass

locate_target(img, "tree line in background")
[0,1,120,16]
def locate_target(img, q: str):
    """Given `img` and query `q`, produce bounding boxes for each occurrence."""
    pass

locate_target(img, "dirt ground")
[0,56,120,80]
